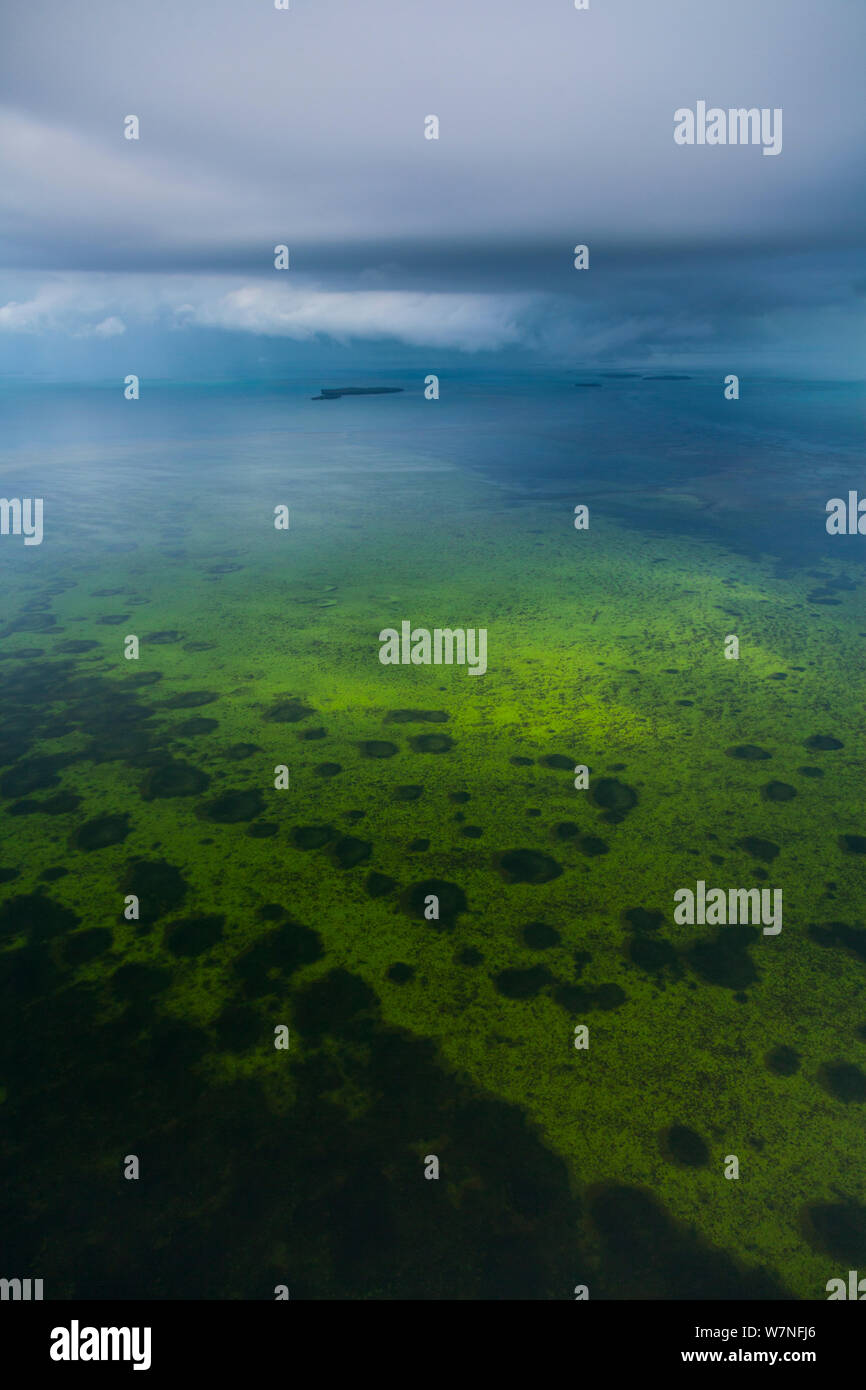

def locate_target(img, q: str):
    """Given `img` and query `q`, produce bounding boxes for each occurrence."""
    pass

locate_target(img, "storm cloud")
[1,0,864,369]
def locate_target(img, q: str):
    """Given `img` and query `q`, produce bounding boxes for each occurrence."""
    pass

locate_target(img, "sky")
[1,0,864,378]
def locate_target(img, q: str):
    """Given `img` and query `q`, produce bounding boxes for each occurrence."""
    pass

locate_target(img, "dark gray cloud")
[0,0,863,368]
[2,0,865,272]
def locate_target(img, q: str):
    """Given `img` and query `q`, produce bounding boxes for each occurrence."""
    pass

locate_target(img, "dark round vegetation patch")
[523,922,561,949]
[315,762,342,777]
[386,709,449,723]
[579,836,609,857]
[402,878,467,925]
[818,1061,866,1103]
[410,734,453,753]
[145,630,182,644]
[625,907,664,932]
[762,781,796,802]
[165,914,225,957]
[292,825,336,850]
[39,866,68,881]
[361,739,398,758]
[591,777,638,822]
[258,903,288,921]
[291,968,376,1040]
[226,742,260,760]
[594,983,626,1010]
[96,614,129,625]
[629,936,677,972]
[143,761,211,799]
[387,963,415,984]
[0,646,44,660]
[408,838,429,852]
[766,1044,800,1076]
[266,699,316,723]
[56,639,99,653]
[665,1124,709,1167]
[0,892,80,944]
[331,835,372,869]
[126,671,162,687]
[366,872,397,898]
[63,927,113,965]
[449,791,470,804]
[808,921,866,962]
[510,755,534,766]
[6,612,56,633]
[541,754,573,769]
[797,766,824,778]
[122,859,187,923]
[554,822,580,840]
[84,698,152,730]
[300,727,327,741]
[177,718,218,736]
[498,848,563,884]
[1,756,61,798]
[393,785,423,801]
[804,734,843,751]
[695,922,761,989]
[233,920,324,997]
[689,926,759,991]
[458,947,484,966]
[493,965,552,999]
[726,745,772,760]
[88,729,153,764]
[738,836,780,863]
[553,983,590,1012]
[840,835,866,855]
[0,868,20,885]
[164,690,218,709]
[72,813,131,851]
[460,825,483,838]
[246,822,278,838]
[202,789,265,823]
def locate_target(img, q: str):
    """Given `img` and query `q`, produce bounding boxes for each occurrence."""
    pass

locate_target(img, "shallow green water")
[1,376,864,1298]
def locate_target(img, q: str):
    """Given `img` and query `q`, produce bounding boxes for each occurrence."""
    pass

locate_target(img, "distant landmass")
[642,373,692,380]
[573,381,603,388]
[311,387,405,400]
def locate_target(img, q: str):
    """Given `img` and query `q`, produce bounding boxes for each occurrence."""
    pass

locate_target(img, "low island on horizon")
[311,386,405,400]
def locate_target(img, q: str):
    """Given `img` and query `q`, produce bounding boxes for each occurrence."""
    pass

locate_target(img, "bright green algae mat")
[1,455,864,1299]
